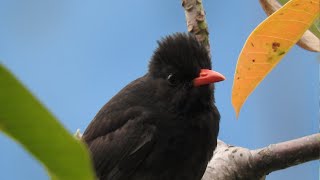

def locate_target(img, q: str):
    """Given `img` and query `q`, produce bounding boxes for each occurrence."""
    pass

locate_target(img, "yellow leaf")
[232,0,319,117]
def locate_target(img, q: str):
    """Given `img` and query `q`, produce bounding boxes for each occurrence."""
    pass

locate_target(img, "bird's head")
[148,33,225,113]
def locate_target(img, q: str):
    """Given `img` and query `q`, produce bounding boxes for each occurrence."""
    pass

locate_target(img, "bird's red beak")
[193,69,225,87]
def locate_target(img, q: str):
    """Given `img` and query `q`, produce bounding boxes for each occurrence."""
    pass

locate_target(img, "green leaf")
[277,0,290,4]
[309,18,320,39]
[278,0,320,39]
[0,64,95,180]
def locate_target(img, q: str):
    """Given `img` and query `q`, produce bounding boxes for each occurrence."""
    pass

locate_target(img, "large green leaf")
[0,64,95,180]
[278,0,320,39]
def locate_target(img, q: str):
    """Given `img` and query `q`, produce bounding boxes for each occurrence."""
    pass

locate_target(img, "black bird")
[83,33,225,180]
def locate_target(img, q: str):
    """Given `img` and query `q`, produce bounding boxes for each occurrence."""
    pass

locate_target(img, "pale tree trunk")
[181,0,320,179]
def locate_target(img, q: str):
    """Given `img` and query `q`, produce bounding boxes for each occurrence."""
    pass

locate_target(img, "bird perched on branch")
[83,33,225,180]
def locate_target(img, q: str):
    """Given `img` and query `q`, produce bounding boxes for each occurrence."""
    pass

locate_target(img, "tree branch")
[182,0,211,54]
[202,140,266,180]
[202,134,320,180]
[251,133,320,175]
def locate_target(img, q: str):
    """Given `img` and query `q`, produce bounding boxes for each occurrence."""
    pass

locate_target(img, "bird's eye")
[167,74,179,86]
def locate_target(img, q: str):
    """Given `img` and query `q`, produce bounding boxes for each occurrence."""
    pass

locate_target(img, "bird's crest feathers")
[149,33,211,79]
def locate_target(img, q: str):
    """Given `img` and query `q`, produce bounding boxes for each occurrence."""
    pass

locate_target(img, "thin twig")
[182,0,211,54]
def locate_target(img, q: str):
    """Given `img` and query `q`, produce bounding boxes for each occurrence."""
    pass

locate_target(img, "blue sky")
[0,1,318,179]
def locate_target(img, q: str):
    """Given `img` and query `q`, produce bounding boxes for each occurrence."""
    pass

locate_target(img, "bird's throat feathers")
[168,84,215,114]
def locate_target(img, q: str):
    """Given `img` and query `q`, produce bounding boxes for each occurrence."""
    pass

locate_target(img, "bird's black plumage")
[83,33,221,180]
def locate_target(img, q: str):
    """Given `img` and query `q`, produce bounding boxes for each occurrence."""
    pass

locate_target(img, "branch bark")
[182,0,211,54]
[202,134,320,180]
[251,133,320,176]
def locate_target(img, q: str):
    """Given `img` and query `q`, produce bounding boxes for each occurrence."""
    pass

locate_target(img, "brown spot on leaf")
[278,51,285,56]
[252,59,255,63]
[272,42,280,52]
[251,42,254,47]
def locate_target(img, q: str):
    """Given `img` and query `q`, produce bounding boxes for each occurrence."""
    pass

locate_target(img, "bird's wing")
[85,113,157,180]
